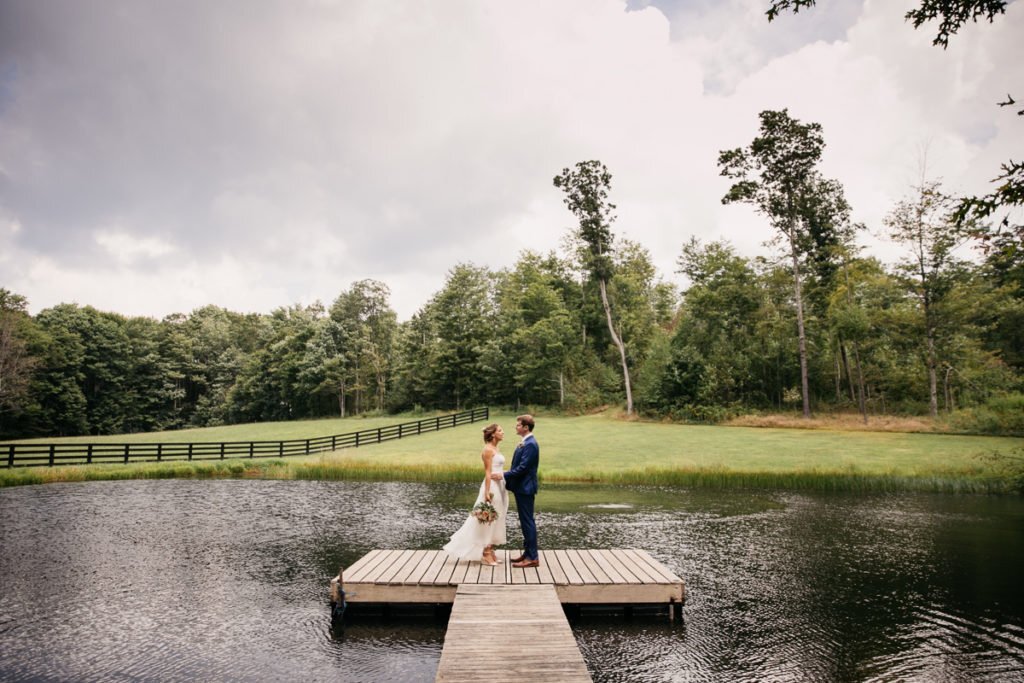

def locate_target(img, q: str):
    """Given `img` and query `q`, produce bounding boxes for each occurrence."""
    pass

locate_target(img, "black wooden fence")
[2,407,490,468]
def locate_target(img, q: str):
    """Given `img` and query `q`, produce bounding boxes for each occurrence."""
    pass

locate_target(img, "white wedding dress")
[443,452,508,561]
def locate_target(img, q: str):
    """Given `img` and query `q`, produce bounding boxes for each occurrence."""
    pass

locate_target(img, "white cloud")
[95,230,177,263]
[0,0,1020,319]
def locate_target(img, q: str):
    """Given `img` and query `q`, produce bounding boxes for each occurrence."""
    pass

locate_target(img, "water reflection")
[0,480,1021,682]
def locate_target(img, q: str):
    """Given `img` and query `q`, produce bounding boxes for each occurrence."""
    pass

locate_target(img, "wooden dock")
[331,548,684,616]
[435,584,591,682]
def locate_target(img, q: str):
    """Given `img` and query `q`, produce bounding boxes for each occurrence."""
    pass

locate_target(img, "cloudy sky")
[1,0,1021,321]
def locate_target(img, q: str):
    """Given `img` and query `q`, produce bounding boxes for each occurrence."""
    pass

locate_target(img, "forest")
[2,113,1022,440]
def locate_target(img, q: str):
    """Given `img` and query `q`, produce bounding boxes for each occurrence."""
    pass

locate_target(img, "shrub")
[949,393,1024,436]
[667,403,742,424]
[977,447,1024,494]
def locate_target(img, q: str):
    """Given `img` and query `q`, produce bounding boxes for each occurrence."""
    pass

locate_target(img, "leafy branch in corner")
[955,96,1023,252]
[766,0,1008,48]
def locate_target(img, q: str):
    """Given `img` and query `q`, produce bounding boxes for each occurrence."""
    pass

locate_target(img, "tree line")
[1,119,1021,439]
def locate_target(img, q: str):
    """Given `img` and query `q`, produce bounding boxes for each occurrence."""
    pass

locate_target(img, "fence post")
[279,441,284,457]
[9,407,488,470]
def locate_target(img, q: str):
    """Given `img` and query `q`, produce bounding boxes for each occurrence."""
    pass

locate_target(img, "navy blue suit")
[504,435,539,560]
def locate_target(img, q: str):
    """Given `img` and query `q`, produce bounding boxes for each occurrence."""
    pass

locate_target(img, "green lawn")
[0,413,422,445]
[3,410,1021,492]
[322,410,1021,477]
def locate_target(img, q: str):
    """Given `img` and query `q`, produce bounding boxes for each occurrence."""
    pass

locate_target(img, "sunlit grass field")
[0,413,413,444]
[2,410,1022,492]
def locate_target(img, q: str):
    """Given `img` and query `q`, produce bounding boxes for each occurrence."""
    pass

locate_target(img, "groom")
[492,414,539,568]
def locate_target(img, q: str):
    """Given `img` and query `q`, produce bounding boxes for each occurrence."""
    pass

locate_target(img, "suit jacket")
[504,436,539,496]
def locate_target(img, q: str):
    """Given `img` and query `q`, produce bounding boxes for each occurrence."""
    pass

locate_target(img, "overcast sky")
[1,0,1021,321]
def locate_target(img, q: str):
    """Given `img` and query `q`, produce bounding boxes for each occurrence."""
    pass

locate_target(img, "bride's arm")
[481,447,494,501]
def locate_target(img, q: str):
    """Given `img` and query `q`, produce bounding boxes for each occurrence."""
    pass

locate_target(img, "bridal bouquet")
[472,500,498,524]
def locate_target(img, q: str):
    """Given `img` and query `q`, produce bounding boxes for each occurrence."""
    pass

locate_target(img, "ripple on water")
[1,481,1022,682]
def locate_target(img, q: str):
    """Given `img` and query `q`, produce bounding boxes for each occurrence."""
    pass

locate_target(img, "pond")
[1,480,1022,681]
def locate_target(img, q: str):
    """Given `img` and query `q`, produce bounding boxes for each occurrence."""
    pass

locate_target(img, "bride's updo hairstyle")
[482,423,499,444]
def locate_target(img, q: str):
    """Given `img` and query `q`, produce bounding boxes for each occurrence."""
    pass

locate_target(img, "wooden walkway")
[333,548,684,613]
[435,584,591,682]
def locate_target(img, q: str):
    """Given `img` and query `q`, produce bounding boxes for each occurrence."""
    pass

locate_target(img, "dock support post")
[330,566,346,625]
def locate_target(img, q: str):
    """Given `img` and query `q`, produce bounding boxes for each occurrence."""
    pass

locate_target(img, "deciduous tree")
[884,178,972,416]
[719,109,828,417]
[554,160,635,414]
[0,290,39,427]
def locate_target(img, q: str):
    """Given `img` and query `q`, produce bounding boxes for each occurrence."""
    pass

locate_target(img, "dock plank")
[339,549,378,580]
[345,549,393,583]
[392,550,427,584]
[463,559,482,584]
[536,553,556,584]
[435,584,591,683]
[421,551,455,585]
[553,550,584,585]
[569,549,608,583]
[542,550,569,585]
[510,564,527,585]
[403,550,438,584]
[340,548,684,607]
[588,549,626,584]
[595,549,642,584]
[477,555,495,584]
[624,549,679,583]
[377,549,417,584]
[614,548,663,583]
[432,554,461,586]
[448,558,472,585]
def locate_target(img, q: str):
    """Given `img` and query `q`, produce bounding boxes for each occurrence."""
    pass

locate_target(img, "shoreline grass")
[2,410,1021,494]
[0,455,1015,495]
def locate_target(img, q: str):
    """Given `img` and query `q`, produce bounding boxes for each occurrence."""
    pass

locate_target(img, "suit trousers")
[514,492,538,560]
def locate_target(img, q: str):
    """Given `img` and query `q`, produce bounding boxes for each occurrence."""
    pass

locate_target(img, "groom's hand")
[490,472,503,481]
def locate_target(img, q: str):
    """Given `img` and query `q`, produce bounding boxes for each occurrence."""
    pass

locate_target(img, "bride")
[443,423,508,566]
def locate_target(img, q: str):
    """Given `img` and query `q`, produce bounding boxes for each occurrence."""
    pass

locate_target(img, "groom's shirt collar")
[520,433,535,446]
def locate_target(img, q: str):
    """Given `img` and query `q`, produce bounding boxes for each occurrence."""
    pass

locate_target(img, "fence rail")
[2,407,489,469]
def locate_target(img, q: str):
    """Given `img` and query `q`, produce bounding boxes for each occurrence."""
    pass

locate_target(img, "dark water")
[1,480,1022,682]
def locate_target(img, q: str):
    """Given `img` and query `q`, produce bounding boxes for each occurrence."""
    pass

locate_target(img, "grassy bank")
[2,411,1022,493]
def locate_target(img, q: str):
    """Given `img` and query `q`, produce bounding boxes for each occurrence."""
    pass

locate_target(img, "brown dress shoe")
[509,554,526,563]
[512,559,540,568]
